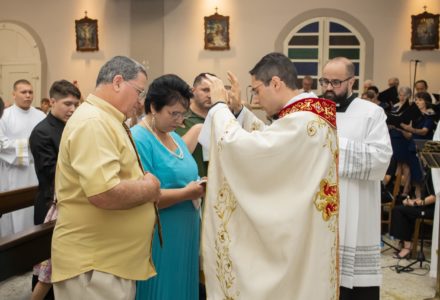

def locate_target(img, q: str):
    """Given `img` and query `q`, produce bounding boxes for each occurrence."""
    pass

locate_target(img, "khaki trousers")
[53,270,136,300]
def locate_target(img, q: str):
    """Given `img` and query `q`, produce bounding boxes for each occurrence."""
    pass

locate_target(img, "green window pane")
[289,35,319,46]
[288,48,318,59]
[329,48,359,59]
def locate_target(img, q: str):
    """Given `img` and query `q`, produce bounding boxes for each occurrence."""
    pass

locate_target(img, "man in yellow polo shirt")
[52,56,161,299]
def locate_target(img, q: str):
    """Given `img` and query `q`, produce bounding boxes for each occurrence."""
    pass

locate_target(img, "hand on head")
[205,74,227,105]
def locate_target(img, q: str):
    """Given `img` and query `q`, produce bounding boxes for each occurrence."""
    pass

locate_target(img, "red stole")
[278,98,337,129]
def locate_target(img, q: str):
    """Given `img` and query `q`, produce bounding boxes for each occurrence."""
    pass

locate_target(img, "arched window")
[284,17,366,94]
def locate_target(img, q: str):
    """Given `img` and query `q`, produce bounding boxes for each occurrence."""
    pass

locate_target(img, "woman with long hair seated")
[131,74,205,300]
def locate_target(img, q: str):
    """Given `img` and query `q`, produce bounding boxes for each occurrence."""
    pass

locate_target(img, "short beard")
[323,90,349,104]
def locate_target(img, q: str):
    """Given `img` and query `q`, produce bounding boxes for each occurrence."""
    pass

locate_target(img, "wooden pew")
[0,186,55,282]
[0,186,38,215]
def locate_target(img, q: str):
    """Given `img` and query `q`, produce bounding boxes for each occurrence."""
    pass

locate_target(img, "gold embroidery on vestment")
[213,179,239,299]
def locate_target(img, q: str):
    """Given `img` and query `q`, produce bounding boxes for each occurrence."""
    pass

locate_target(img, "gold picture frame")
[411,11,439,50]
[204,12,230,51]
[75,14,99,52]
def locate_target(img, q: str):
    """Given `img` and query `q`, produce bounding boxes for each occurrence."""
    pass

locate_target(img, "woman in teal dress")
[132,74,205,300]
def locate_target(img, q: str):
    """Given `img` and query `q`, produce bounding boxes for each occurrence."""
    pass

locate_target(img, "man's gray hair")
[96,56,147,87]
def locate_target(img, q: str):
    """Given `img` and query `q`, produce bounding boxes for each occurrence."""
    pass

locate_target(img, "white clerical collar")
[12,104,33,114]
[283,92,317,108]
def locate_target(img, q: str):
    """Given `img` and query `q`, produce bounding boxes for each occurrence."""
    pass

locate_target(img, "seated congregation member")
[390,182,436,259]
[400,91,436,141]
[29,80,81,300]
[199,53,339,299]
[131,74,205,300]
[51,56,161,299]
[415,79,437,105]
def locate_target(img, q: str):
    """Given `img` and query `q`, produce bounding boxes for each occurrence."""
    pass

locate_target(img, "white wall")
[0,0,131,99]
[0,0,439,100]
[163,0,440,95]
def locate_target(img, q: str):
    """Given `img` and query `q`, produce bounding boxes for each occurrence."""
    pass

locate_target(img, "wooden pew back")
[0,186,55,282]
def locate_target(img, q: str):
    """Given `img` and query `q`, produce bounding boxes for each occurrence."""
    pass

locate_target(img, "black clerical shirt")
[29,112,65,225]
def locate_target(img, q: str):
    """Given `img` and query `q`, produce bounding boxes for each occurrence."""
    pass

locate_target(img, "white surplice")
[0,104,45,236]
[200,94,339,300]
[337,98,392,288]
[430,126,440,278]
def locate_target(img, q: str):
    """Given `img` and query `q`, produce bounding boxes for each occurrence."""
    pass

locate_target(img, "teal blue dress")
[131,125,200,300]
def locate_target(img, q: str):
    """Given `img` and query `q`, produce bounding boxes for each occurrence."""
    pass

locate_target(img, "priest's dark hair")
[49,80,81,101]
[145,74,193,114]
[249,52,298,90]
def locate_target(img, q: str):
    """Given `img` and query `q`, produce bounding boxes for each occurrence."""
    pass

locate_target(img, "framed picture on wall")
[411,11,439,50]
[75,14,99,52]
[204,12,230,50]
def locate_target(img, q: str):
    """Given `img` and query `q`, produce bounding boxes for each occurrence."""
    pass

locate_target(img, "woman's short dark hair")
[145,74,193,114]
[415,91,432,108]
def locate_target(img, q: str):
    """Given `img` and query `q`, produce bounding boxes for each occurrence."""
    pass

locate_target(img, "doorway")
[0,22,42,106]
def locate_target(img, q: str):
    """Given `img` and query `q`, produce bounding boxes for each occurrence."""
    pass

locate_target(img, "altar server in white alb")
[0,79,45,236]
[199,52,339,300]
[320,57,392,300]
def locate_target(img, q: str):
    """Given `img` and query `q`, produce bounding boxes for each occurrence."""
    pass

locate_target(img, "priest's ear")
[271,76,283,90]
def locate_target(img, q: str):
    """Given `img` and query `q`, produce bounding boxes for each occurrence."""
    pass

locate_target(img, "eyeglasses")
[125,81,147,101]
[168,110,187,120]
[318,77,352,88]
[250,83,264,96]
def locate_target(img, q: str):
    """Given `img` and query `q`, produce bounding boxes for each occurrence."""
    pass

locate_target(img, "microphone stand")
[412,60,420,99]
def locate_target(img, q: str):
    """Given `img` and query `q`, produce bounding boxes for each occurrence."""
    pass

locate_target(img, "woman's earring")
[152,114,156,130]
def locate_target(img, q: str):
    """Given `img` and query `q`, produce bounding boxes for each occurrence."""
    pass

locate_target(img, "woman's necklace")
[142,117,184,159]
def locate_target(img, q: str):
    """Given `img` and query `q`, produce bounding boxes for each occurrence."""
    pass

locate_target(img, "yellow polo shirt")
[52,94,156,282]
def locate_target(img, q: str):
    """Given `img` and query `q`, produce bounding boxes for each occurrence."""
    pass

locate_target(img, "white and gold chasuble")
[201,96,339,300]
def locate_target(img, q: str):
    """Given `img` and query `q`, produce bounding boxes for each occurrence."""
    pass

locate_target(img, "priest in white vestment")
[321,57,392,300]
[0,79,45,236]
[199,53,339,300]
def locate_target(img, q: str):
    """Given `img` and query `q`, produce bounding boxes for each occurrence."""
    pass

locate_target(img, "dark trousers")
[340,286,379,300]
[390,204,434,241]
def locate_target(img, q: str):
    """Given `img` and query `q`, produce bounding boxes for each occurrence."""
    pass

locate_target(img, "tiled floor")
[0,238,438,300]
[381,235,437,300]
